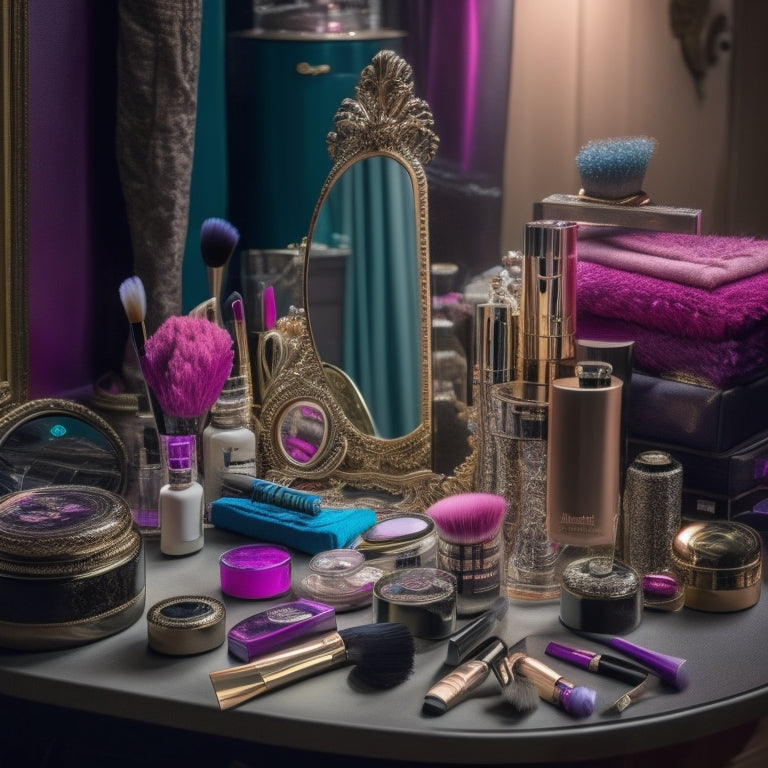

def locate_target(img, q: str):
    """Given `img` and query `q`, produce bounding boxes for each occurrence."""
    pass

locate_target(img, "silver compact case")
[296,548,384,612]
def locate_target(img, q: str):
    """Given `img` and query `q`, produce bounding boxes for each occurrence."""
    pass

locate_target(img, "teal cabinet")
[226,30,405,254]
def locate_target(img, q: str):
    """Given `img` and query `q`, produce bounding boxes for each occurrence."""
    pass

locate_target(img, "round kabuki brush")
[209,621,416,710]
[200,217,239,326]
[575,135,657,205]
[426,493,507,616]
[141,315,234,556]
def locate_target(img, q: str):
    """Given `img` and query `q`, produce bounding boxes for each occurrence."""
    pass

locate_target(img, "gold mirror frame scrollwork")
[0,0,29,414]
[258,50,475,510]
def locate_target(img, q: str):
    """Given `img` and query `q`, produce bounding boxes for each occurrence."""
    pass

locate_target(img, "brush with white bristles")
[119,275,162,428]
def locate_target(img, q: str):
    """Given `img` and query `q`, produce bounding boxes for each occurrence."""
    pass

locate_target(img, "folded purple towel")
[577,261,768,341]
[577,313,768,389]
[578,230,768,289]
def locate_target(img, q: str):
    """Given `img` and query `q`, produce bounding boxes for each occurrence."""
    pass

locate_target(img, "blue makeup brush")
[576,135,657,204]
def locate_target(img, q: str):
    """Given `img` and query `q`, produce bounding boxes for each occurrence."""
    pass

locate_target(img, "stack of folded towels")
[576,230,768,389]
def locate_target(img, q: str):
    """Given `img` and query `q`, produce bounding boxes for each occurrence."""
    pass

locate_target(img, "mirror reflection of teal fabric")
[328,158,421,439]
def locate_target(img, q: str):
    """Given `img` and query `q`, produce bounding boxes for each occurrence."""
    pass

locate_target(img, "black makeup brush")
[200,217,239,326]
[210,622,415,710]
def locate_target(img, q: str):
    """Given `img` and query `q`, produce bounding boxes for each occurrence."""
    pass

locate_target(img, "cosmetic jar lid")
[671,520,762,612]
[372,567,457,639]
[297,548,384,612]
[227,598,337,662]
[219,543,292,599]
[0,485,137,567]
[559,558,642,635]
[352,513,438,570]
[147,595,226,656]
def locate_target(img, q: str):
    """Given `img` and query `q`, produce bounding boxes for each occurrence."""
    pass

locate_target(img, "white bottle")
[159,431,204,556]
[202,375,258,510]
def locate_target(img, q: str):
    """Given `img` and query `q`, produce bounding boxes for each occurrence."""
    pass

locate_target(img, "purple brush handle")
[604,637,689,690]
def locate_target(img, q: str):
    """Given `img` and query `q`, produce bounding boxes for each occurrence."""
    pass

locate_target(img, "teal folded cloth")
[210,497,377,555]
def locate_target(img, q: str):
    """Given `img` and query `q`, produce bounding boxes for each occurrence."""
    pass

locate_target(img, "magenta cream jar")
[0,485,145,651]
[219,543,292,599]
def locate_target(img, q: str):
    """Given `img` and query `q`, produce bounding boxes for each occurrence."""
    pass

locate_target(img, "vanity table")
[1,524,767,766]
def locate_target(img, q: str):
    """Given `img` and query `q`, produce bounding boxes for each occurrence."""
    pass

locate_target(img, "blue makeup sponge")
[576,136,657,201]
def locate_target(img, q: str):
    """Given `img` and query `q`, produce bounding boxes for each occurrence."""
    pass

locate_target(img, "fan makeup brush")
[200,217,239,326]
[141,314,234,556]
[210,621,415,710]
[426,492,507,616]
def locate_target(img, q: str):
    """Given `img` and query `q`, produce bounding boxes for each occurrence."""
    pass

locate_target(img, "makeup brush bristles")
[119,275,147,328]
[340,622,416,689]
[500,663,539,713]
[576,135,657,202]
[200,217,239,269]
[426,492,507,545]
[142,315,234,420]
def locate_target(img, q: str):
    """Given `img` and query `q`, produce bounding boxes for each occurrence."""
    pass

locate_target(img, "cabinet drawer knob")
[296,62,331,76]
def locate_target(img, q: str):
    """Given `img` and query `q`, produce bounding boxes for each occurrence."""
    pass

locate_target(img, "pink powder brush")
[142,315,234,556]
[426,493,508,616]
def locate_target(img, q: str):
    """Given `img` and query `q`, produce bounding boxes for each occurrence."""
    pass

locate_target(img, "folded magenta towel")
[578,230,768,289]
[577,312,768,389]
[210,497,377,556]
[577,261,768,341]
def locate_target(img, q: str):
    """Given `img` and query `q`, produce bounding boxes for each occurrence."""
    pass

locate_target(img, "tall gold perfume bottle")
[495,220,578,600]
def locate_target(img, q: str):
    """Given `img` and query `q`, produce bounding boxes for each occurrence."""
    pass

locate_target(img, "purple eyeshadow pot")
[219,543,292,599]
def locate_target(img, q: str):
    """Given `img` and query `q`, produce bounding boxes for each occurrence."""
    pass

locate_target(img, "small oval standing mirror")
[258,50,476,508]
[0,399,129,496]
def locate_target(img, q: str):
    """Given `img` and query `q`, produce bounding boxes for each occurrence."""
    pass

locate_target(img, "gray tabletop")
[1,525,768,765]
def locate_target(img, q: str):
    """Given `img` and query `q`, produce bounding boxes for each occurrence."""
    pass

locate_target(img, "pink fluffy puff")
[142,315,234,419]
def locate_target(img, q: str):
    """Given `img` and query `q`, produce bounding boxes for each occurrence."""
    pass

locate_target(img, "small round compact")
[672,520,762,612]
[351,513,438,571]
[297,548,384,612]
[0,485,145,651]
[219,543,292,599]
[372,566,457,639]
[147,595,226,655]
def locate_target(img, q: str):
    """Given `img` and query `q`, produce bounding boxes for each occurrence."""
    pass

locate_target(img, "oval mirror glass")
[307,155,420,439]
[277,400,329,466]
[0,399,128,496]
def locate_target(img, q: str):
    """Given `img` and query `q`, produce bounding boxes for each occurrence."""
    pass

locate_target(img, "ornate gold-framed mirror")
[0,0,29,414]
[258,49,474,509]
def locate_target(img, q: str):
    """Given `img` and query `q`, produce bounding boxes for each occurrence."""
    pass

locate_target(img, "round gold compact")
[672,520,762,612]
[146,595,226,656]
[0,485,145,651]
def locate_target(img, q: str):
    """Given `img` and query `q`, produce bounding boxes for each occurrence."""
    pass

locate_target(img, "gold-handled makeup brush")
[200,217,239,326]
[210,622,415,710]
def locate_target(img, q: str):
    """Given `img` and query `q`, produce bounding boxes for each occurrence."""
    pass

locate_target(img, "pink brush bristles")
[142,315,234,420]
[426,493,507,545]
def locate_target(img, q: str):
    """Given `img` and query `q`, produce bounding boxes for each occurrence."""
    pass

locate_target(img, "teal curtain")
[182,0,228,313]
[332,158,421,439]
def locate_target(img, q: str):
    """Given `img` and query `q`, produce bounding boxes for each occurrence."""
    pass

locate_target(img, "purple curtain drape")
[385,0,515,284]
